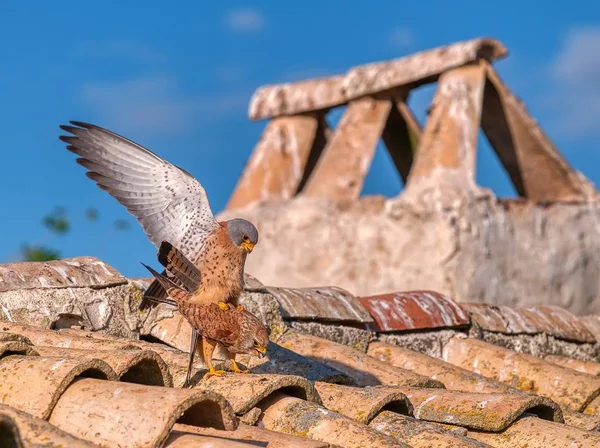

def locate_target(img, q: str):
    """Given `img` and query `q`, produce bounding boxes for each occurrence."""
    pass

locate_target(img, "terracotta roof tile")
[443,337,600,412]
[314,382,413,424]
[380,386,562,431]
[0,256,126,291]
[199,373,322,415]
[0,340,37,358]
[367,341,513,394]
[464,302,597,342]
[276,329,443,388]
[0,355,117,419]
[0,321,139,351]
[369,412,491,448]
[48,378,237,447]
[545,355,600,376]
[580,315,600,341]
[585,395,600,416]
[34,346,174,386]
[359,291,470,332]
[562,410,600,432]
[0,403,97,448]
[256,392,407,448]
[163,431,259,447]
[177,423,337,447]
[266,286,373,323]
[174,423,338,448]
[518,306,596,342]
[467,415,600,447]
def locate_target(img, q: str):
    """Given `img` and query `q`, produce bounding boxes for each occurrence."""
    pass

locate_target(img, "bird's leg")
[182,328,199,388]
[226,351,250,374]
[202,337,226,378]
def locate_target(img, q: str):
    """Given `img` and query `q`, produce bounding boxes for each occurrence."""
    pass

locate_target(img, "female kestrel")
[58,121,259,311]
[142,240,268,384]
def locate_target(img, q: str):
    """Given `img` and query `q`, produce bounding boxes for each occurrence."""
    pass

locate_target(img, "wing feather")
[60,121,219,254]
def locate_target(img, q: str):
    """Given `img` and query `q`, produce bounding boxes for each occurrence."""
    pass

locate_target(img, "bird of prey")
[59,121,260,380]
[143,241,268,384]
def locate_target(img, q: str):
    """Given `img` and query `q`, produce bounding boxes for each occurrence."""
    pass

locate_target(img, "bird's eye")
[242,234,250,242]
[253,340,259,346]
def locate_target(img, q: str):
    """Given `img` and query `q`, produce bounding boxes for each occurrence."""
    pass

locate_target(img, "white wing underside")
[60,121,219,259]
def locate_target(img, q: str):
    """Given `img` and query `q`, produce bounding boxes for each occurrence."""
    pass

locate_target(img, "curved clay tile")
[276,330,443,388]
[0,340,38,359]
[257,392,410,448]
[443,337,600,413]
[200,373,322,415]
[0,411,22,448]
[48,378,237,448]
[241,342,355,385]
[562,410,600,432]
[313,382,413,424]
[34,346,173,387]
[369,412,491,448]
[0,355,117,419]
[0,404,96,448]
[265,286,373,323]
[367,341,513,394]
[164,431,260,447]
[0,332,33,345]
[358,291,470,332]
[580,315,600,341]
[467,415,600,447]
[0,322,138,351]
[174,423,336,448]
[376,386,563,432]
[585,395,600,415]
[545,355,600,376]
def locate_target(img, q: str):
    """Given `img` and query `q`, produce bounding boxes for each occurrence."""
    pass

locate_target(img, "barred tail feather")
[157,241,202,291]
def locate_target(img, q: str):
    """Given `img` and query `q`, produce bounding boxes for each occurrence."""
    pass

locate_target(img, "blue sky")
[1,1,599,278]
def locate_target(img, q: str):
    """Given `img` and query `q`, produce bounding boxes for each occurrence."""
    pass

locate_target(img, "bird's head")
[234,312,269,358]
[225,218,259,254]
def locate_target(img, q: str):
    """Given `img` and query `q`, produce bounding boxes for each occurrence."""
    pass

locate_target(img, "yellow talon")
[217,301,230,311]
[228,359,250,374]
[204,365,226,379]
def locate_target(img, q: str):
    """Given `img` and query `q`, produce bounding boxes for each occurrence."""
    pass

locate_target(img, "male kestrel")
[143,241,268,384]
[59,121,259,379]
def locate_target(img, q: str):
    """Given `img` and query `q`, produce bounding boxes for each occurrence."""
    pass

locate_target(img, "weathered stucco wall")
[218,195,600,315]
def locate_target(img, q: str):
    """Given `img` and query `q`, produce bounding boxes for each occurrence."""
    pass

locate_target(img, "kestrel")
[143,241,268,383]
[59,121,260,381]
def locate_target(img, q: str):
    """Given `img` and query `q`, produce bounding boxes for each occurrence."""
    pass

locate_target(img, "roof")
[2,255,600,448]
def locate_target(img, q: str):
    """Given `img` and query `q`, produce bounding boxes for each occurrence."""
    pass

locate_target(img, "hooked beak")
[242,241,254,253]
[255,346,266,358]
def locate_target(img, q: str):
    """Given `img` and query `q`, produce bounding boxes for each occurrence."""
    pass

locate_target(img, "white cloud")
[225,8,265,33]
[79,76,248,137]
[389,27,414,48]
[548,27,600,138]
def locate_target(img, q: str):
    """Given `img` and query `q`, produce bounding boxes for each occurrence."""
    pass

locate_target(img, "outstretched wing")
[59,121,219,257]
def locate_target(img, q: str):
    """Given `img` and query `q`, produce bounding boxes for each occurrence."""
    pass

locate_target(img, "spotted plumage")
[58,120,258,310]
[143,242,268,385]
[59,121,261,385]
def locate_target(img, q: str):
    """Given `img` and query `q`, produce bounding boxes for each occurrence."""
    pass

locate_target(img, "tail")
[157,241,201,291]
[139,241,201,310]
[140,272,175,310]
[141,263,191,304]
